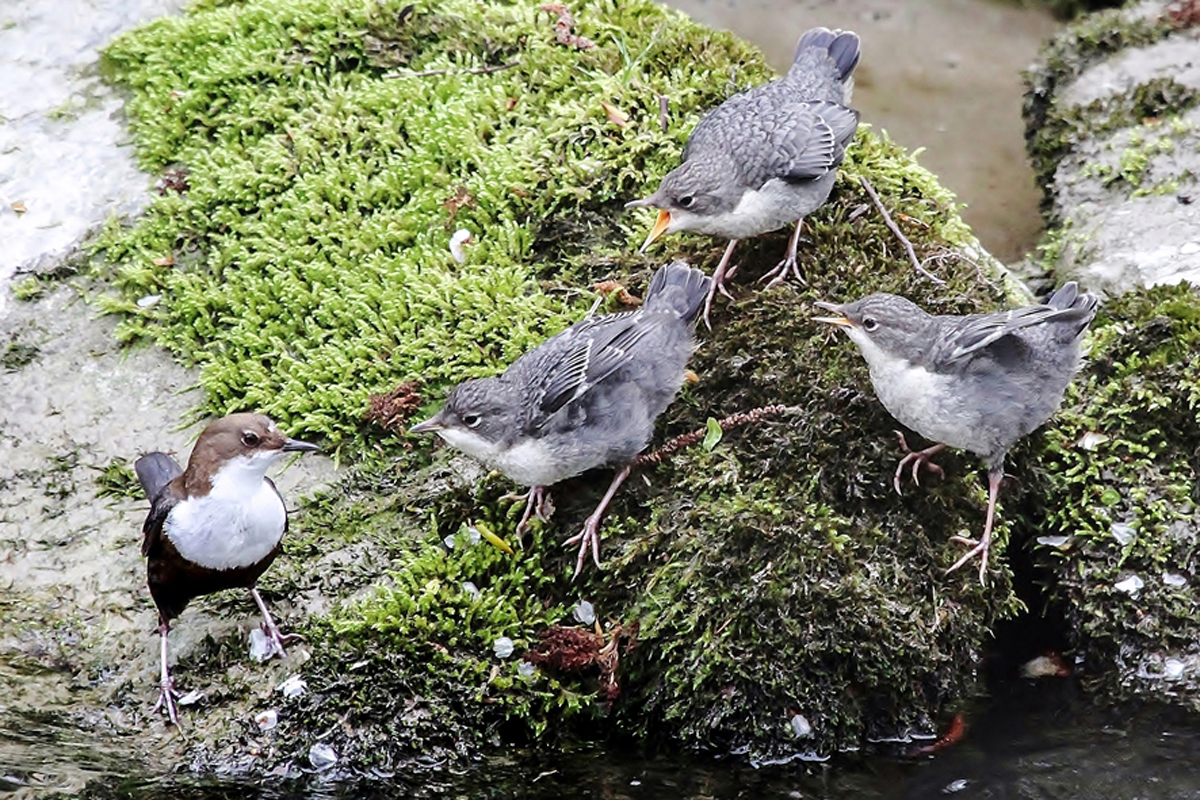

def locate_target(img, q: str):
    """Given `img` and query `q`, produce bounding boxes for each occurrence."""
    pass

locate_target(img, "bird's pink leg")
[760,219,806,289]
[564,465,633,580]
[893,431,946,495]
[250,587,300,658]
[702,239,740,329]
[945,468,1003,584]
[153,620,180,726]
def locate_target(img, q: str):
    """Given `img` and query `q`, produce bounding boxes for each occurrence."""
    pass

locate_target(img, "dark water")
[6,683,1200,799]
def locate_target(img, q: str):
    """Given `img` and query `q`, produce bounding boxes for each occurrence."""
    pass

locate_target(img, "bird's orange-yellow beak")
[638,209,672,253]
[812,301,853,328]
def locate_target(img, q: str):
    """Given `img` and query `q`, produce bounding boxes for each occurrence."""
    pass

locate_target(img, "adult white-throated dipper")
[410,261,710,578]
[814,283,1097,583]
[628,27,860,326]
[134,413,319,725]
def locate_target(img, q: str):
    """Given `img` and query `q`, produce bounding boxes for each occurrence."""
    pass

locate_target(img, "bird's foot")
[945,534,991,585]
[564,515,604,581]
[153,679,181,726]
[260,620,303,659]
[759,253,807,290]
[892,431,947,495]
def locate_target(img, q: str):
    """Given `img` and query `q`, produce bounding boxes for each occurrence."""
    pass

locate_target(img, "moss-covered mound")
[98,0,1040,773]
[1021,282,1200,709]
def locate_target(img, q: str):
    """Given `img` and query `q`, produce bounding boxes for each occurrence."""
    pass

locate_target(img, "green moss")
[94,0,775,450]
[1023,283,1200,708]
[92,458,142,500]
[11,276,45,302]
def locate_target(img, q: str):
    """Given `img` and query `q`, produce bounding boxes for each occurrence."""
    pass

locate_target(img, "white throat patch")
[165,451,287,570]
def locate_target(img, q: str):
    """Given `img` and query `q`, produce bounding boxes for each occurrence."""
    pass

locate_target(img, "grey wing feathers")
[944,286,1098,362]
[781,101,859,181]
[135,452,182,558]
[535,313,653,419]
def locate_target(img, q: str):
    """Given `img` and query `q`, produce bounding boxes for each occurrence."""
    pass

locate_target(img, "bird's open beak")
[636,210,672,254]
[408,416,443,435]
[812,301,854,328]
[282,437,321,453]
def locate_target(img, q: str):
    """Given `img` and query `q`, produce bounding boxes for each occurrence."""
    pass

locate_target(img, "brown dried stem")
[634,404,792,467]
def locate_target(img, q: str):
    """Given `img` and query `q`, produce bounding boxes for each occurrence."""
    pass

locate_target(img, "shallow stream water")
[5,683,1200,798]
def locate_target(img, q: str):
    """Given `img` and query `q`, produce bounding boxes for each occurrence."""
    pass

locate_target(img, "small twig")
[635,404,792,467]
[858,176,946,285]
[657,95,669,132]
[389,61,520,78]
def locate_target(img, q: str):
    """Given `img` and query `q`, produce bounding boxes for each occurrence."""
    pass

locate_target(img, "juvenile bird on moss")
[814,284,1098,583]
[410,261,710,578]
[628,27,861,326]
[135,413,319,725]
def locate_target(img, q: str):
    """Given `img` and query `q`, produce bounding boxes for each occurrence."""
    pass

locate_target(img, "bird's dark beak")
[637,209,672,254]
[813,301,854,328]
[282,437,321,453]
[408,416,443,435]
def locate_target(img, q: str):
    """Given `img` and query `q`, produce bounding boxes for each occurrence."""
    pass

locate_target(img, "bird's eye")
[241,431,261,447]
[678,195,695,209]
[862,317,879,332]
[462,413,482,428]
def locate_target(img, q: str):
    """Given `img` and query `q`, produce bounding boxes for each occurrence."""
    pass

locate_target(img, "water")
[4,683,1200,798]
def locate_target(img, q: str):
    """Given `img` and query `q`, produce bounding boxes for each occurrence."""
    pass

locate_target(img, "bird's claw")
[892,431,946,495]
[759,254,806,289]
[564,517,603,581]
[509,486,553,536]
[944,535,990,585]
[153,681,181,726]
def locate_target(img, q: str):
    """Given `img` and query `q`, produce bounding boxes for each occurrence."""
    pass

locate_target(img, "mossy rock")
[1020,282,1200,710]
[97,0,1056,774]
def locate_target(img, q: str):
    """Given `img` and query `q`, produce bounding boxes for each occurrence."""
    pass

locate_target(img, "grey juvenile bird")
[814,284,1098,582]
[410,261,711,578]
[628,27,861,326]
[135,413,319,725]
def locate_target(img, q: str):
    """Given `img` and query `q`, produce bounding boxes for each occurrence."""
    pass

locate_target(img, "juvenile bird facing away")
[628,27,861,326]
[410,261,711,578]
[814,284,1098,582]
[135,413,319,725]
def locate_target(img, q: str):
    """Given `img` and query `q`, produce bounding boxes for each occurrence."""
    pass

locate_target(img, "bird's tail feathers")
[135,452,183,501]
[644,260,711,324]
[1045,281,1099,334]
[794,27,861,82]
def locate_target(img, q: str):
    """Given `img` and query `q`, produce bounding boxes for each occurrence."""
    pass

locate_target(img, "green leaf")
[702,417,723,452]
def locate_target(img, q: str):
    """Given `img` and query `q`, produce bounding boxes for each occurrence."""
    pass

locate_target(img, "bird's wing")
[772,100,860,182]
[531,311,656,423]
[938,305,1085,363]
[141,481,182,558]
[135,452,184,557]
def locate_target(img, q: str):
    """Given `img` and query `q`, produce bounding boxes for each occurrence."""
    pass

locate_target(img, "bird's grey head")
[409,378,518,461]
[814,293,933,365]
[189,412,319,485]
[626,159,741,251]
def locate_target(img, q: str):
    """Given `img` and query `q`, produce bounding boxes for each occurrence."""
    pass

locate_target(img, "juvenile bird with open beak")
[628,27,860,326]
[135,413,319,725]
[411,261,710,578]
[815,284,1097,582]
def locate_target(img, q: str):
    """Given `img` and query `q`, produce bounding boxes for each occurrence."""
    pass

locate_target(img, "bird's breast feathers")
[164,474,286,570]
